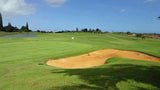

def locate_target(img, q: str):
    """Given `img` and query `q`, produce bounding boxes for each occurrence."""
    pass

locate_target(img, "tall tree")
[26,22,29,30]
[21,26,27,32]
[84,28,88,32]
[96,28,102,33]
[8,23,12,27]
[0,12,3,30]
[4,23,15,32]
[96,28,100,32]
[76,27,79,32]
[89,28,92,32]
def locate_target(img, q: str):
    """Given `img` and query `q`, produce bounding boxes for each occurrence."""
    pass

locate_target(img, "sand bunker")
[47,49,160,69]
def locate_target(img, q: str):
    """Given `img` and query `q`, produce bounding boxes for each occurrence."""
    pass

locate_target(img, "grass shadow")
[49,61,160,90]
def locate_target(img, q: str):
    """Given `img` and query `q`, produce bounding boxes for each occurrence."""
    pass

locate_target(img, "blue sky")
[1,0,160,33]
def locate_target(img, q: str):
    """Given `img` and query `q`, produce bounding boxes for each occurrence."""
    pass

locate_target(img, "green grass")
[0,32,160,90]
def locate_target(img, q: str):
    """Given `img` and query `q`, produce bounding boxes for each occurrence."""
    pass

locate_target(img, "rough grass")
[0,32,160,90]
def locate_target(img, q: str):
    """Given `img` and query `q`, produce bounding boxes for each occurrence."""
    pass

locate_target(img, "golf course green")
[0,32,160,90]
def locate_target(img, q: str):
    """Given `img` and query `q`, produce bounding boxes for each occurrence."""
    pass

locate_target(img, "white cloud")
[0,0,35,16]
[120,9,126,13]
[144,0,156,3]
[45,0,68,7]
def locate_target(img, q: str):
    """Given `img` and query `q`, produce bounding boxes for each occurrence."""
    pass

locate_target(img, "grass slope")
[0,32,160,90]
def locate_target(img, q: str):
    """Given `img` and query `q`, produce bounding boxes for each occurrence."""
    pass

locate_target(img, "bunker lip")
[47,49,160,69]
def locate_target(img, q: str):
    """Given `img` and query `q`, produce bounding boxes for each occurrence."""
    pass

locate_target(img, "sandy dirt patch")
[47,49,160,69]
[8,75,15,78]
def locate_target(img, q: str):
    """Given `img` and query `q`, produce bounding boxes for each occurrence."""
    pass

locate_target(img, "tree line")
[79,28,102,33]
[112,31,160,40]
[36,28,102,33]
[0,22,32,32]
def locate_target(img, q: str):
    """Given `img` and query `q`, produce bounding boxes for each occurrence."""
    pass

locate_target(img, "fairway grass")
[0,32,160,90]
